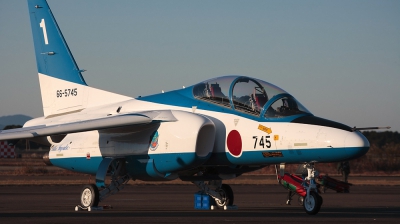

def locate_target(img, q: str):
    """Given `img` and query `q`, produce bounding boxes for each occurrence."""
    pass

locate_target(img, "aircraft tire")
[80,184,99,208]
[215,184,234,208]
[303,191,322,215]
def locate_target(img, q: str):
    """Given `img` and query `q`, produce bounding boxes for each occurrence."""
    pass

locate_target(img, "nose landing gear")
[277,163,323,215]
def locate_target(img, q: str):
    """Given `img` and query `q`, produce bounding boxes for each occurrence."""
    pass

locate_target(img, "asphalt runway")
[1,184,399,223]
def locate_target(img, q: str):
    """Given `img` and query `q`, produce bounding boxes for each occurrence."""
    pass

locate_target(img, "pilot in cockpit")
[277,97,300,115]
[203,83,211,98]
[250,87,268,112]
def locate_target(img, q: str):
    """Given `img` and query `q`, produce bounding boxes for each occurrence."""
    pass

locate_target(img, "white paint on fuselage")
[31,75,366,164]
[43,96,363,162]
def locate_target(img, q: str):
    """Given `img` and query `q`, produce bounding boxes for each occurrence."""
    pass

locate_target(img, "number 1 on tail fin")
[39,18,48,45]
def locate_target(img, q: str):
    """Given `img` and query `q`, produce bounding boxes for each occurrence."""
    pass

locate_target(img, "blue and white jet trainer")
[0,0,372,215]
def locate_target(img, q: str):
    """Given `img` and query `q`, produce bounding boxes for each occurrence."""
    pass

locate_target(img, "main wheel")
[80,184,99,208]
[214,184,234,208]
[303,191,322,215]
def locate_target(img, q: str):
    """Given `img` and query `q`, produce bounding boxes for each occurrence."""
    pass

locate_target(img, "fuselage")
[26,76,369,180]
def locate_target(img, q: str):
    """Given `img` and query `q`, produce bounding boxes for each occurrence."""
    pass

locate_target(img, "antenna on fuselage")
[352,126,391,131]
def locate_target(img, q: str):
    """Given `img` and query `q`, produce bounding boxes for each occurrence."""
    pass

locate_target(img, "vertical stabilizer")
[27,0,131,117]
[28,0,87,86]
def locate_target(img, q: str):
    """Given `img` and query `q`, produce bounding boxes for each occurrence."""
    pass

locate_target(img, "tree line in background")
[2,125,48,150]
[353,131,400,173]
[3,125,400,173]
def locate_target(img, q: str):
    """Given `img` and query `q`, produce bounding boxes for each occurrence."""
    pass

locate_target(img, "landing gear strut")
[302,163,322,214]
[78,158,130,209]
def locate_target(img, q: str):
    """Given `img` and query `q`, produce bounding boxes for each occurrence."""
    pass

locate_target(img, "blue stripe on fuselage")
[50,152,210,176]
[50,156,103,175]
[206,146,369,165]
[50,146,368,176]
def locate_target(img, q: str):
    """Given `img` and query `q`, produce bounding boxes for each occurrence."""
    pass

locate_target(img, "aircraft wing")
[0,110,177,141]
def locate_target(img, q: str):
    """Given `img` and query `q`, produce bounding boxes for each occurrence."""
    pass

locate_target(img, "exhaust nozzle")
[43,152,52,166]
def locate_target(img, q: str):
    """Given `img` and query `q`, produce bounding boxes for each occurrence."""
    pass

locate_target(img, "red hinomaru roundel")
[227,130,242,156]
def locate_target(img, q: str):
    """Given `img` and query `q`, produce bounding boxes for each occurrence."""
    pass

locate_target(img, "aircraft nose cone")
[345,131,370,159]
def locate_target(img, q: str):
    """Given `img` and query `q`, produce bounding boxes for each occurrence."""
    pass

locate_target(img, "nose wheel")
[303,191,322,215]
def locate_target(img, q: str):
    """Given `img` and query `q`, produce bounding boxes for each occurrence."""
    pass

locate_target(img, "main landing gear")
[277,163,323,215]
[215,184,234,208]
[80,184,99,208]
[77,158,130,210]
[192,180,235,209]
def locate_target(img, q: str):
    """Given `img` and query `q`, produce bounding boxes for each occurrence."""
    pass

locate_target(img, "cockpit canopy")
[192,76,312,118]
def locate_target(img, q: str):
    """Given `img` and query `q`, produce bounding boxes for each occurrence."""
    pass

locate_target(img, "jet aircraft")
[0,0,371,215]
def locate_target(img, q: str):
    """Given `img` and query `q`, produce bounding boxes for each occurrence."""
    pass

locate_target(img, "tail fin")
[28,0,131,117]
[28,0,86,86]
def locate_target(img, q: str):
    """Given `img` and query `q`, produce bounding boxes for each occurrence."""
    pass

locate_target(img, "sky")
[0,0,399,132]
